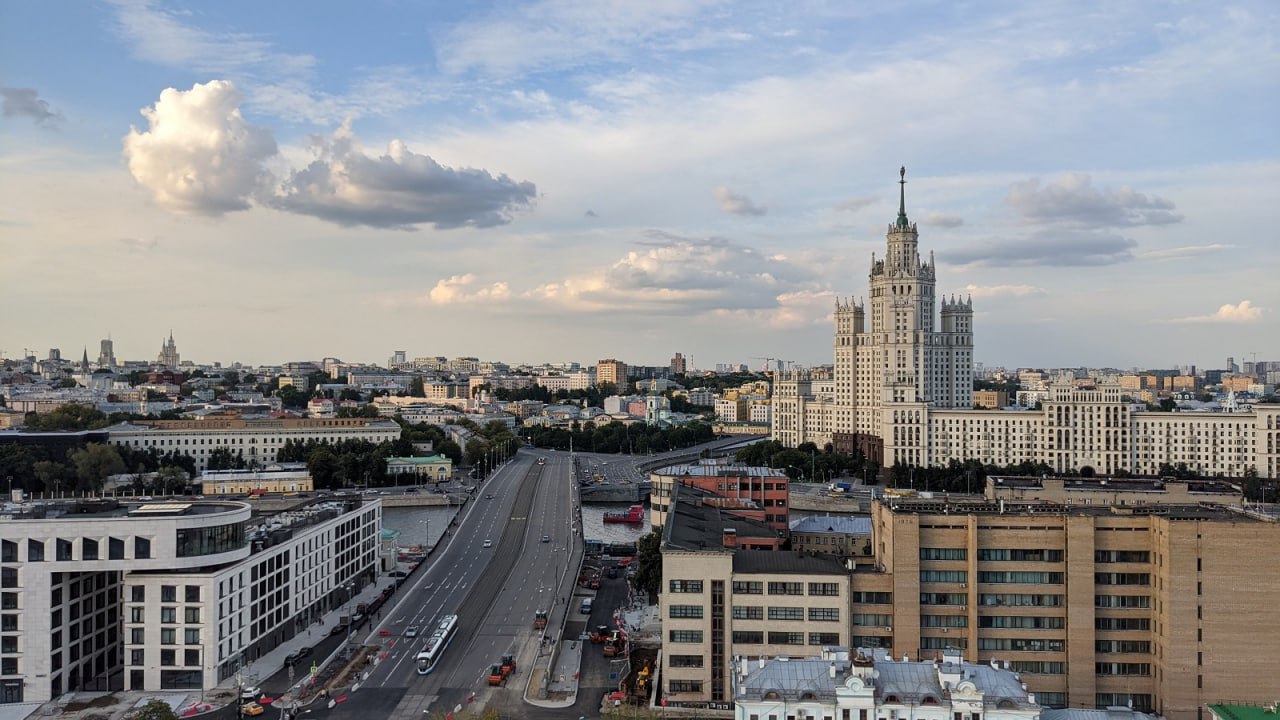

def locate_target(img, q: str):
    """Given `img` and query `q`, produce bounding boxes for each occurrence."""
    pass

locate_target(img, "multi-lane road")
[299,449,579,719]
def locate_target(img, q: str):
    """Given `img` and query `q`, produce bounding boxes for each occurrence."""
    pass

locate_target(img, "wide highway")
[310,449,577,719]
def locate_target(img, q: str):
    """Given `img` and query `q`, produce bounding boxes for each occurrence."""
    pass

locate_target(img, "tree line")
[524,420,715,454]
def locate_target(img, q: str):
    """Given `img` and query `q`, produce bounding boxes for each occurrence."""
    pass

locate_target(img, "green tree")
[68,443,125,492]
[130,699,179,720]
[632,530,662,599]
[308,447,339,489]
[276,384,308,409]
[33,460,72,495]
[152,466,188,494]
[207,448,246,471]
[22,404,110,431]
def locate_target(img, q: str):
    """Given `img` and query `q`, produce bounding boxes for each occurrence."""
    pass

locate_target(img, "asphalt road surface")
[297,450,578,719]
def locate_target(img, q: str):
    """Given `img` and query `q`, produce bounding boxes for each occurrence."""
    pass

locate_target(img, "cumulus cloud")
[944,230,1137,268]
[123,82,536,230]
[123,80,277,216]
[709,289,836,328]
[1169,300,1264,324]
[834,196,876,213]
[426,274,511,304]
[0,87,61,127]
[962,284,1046,299]
[527,232,816,316]
[272,122,537,230]
[1006,174,1182,228]
[924,212,964,228]
[713,186,767,216]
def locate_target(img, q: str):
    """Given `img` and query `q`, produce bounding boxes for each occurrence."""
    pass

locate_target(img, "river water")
[382,502,652,549]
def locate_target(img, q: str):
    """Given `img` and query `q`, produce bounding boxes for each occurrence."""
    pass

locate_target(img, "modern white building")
[733,648,1042,720]
[0,496,380,704]
[106,417,402,472]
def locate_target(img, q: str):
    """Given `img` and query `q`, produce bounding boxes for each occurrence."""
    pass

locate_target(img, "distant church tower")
[157,331,180,368]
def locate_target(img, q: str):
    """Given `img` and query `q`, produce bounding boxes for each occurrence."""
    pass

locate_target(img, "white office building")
[0,497,380,704]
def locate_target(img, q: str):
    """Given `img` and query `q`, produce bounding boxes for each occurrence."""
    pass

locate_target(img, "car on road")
[541,535,550,543]
[138,496,153,501]
[483,539,493,548]
[606,567,619,579]
[285,646,312,665]
[329,623,347,636]
[240,686,262,700]
[405,625,420,638]
[484,494,494,499]
[241,701,265,716]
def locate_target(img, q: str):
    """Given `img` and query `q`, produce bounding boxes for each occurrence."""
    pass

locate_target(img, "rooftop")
[655,458,787,479]
[1209,706,1280,720]
[1,498,243,520]
[989,474,1242,495]
[882,498,1267,522]
[663,483,781,552]
[733,549,847,575]
[790,515,873,535]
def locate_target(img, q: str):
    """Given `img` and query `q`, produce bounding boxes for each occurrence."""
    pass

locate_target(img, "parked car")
[240,686,262,700]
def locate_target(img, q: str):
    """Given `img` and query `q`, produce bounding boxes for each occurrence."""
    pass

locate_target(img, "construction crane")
[750,356,775,373]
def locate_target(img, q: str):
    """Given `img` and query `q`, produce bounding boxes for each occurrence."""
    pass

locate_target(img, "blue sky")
[1,0,1277,371]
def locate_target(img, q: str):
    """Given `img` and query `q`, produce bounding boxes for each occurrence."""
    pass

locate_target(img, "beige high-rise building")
[855,497,1280,719]
[596,358,628,388]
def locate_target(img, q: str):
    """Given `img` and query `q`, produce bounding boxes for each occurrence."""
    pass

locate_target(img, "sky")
[1,0,1277,372]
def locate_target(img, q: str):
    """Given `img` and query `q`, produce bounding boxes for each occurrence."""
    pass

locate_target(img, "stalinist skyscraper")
[776,168,973,465]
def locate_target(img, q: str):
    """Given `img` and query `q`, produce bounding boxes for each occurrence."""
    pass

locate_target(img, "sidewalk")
[214,580,391,700]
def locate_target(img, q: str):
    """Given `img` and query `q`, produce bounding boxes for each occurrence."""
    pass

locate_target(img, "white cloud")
[1006,174,1182,228]
[107,0,314,77]
[924,212,963,228]
[944,230,1136,268]
[1169,300,1264,324]
[962,284,1045,299]
[122,80,278,216]
[525,233,815,316]
[1139,244,1234,261]
[123,84,535,229]
[713,186,767,216]
[426,274,511,304]
[273,122,537,230]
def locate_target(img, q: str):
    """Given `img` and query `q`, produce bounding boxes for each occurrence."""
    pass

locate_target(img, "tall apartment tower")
[97,337,116,369]
[596,358,629,388]
[670,352,687,376]
[831,168,973,464]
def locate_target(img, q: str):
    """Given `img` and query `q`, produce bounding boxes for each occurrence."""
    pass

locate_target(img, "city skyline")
[2,1,1277,368]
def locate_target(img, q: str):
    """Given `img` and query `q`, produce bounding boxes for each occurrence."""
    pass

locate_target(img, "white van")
[580,598,593,615]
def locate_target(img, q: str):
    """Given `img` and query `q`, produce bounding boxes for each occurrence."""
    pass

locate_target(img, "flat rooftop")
[2,498,244,520]
[883,499,1266,522]
[990,475,1241,494]
[663,484,780,552]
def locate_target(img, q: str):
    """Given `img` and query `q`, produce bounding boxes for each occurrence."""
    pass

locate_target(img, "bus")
[414,614,459,675]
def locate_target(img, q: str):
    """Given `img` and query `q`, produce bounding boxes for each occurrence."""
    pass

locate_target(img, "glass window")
[26,540,44,562]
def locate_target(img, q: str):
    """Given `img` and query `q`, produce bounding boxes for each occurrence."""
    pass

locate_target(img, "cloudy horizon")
[1,1,1277,371]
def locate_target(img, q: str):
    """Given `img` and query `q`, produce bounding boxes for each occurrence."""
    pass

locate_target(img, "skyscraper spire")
[896,166,910,228]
